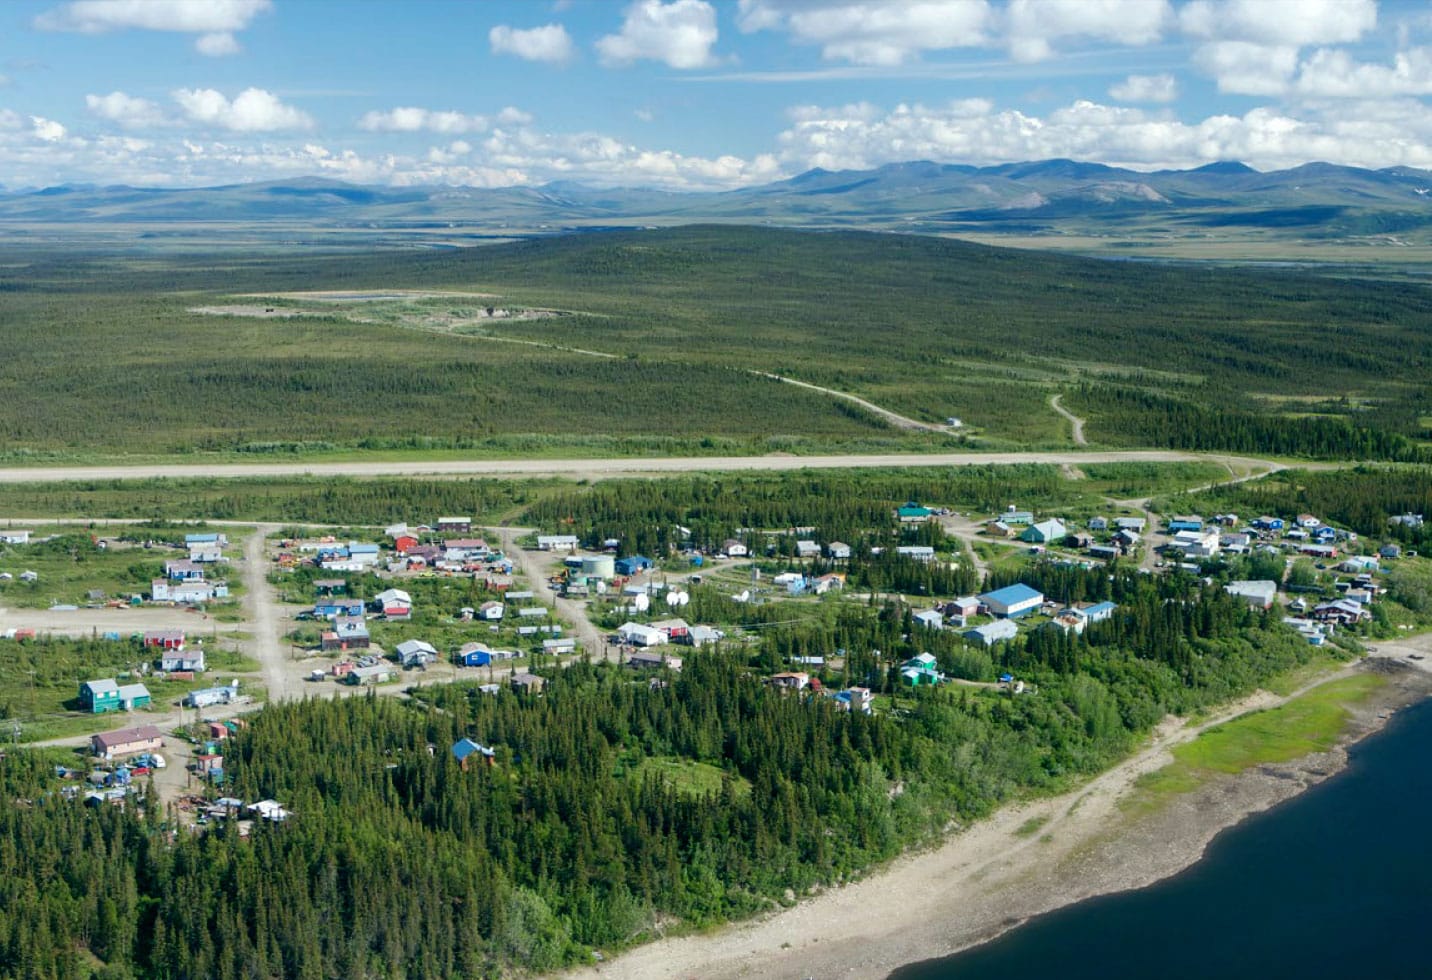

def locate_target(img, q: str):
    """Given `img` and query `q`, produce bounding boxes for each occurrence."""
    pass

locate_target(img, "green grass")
[1014,815,1050,838]
[624,755,752,800]
[1128,673,1385,811]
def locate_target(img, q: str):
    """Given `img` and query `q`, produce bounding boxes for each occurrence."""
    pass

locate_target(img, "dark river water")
[891,696,1432,980]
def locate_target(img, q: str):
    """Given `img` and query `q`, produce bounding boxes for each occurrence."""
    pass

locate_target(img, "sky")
[3,0,1432,190]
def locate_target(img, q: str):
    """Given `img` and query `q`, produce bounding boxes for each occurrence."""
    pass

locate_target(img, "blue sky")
[2,0,1432,189]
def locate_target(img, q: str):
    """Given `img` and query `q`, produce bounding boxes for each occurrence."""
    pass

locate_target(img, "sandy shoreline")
[566,652,1432,980]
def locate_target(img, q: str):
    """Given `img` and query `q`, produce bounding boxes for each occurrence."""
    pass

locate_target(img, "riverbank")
[569,655,1432,980]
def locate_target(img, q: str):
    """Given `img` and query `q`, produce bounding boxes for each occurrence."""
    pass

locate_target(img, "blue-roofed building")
[978,583,1045,618]
[615,555,653,576]
[185,532,224,546]
[1168,516,1204,533]
[452,738,496,768]
[1078,601,1118,623]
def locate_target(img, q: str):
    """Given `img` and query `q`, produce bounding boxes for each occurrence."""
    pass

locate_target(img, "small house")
[117,682,151,711]
[722,539,749,558]
[1168,516,1204,533]
[1224,580,1278,609]
[165,559,205,581]
[395,639,438,668]
[618,622,666,646]
[479,601,504,621]
[542,637,576,655]
[451,738,496,768]
[458,642,493,667]
[895,545,935,562]
[826,541,852,560]
[766,671,810,690]
[80,678,121,714]
[913,609,945,631]
[510,672,546,694]
[536,535,580,552]
[627,651,683,672]
[964,620,1020,646]
[614,555,654,576]
[1022,518,1068,544]
[436,516,472,533]
[159,649,205,672]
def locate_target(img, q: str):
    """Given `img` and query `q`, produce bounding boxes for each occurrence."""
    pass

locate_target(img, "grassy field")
[5,226,1432,460]
[1127,673,1385,810]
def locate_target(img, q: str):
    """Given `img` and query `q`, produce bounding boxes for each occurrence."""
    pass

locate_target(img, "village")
[2,490,1426,829]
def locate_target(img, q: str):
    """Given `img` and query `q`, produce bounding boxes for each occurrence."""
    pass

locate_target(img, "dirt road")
[243,525,294,703]
[0,450,1303,484]
[1050,393,1087,446]
[753,372,953,433]
[493,526,610,660]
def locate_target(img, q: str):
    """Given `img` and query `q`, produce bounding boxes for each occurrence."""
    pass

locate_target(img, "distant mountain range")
[6,159,1432,242]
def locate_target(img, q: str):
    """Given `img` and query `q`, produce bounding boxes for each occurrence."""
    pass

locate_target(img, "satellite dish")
[634,594,650,612]
[665,590,680,607]
[734,590,750,603]
[676,591,690,607]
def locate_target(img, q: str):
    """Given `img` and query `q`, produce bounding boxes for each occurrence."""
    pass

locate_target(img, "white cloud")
[358,107,489,134]
[0,109,24,131]
[1295,47,1432,98]
[1193,40,1299,95]
[1006,0,1170,63]
[497,106,533,125]
[1180,0,1377,47]
[172,87,313,131]
[85,91,172,128]
[596,0,719,69]
[1109,72,1178,103]
[195,31,242,56]
[31,116,67,142]
[771,96,1432,174]
[739,0,992,65]
[489,23,575,63]
[35,0,270,54]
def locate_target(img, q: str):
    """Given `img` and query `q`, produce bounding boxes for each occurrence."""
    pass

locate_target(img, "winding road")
[1050,393,1088,446]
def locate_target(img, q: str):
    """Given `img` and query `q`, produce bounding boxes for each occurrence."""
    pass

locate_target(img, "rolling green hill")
[2,225,1429,461]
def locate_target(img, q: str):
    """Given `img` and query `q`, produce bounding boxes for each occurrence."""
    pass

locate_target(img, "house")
[80,678,121,714]
[1168,516,1204,533]
[1171,528,1221,559]
[627,651,683,672]
[683,625,725,647]
[536,535,580,552]
[165,559,205,581]
[543,637,577,655]
[443,538,490,561]
[345,664,396,686]
[510,672,546,694]
[1114,517,1147,532]
[187,542,224,563]
[0,529,32,544]
[834,686,874,714]
[1298,543,1338,559]
[941,596,980,623]
[979,583,1045,618]
[1379,544,1402,560]
[322,617,369,651]
[897,501,933,523]
[393,534,419,554]
[1001,508,1035,526]
[1225,580,1279,609]
[117,683,151,710]
[185,532,227,547]
[895,545,935,562]
[1297,513,1321,528]
[913,609,945,631]
[345,542,380,566]
[1390,513,1425,528]
[766,671,810,690]
[1088,544,1121,561]
[964,620,1020,646]
[1340,556,1380,573]
[374,587,413,620]
[795,540,821,559]
[1251,516,1286,532]
[1022,518,1067,544]
[1313,599,1371,625]
[1220,533,1252,554]
[1051,612,1086,634]
[313,598,365,619]
[452,738,496,768]
[811,573,845,595]
[614,555,654,576]
[247,799,290,822]
[517,606,549,619]
[721,539,749,558]
[458,642,493,667]
[1071,600,1118,624]
[91,725,163,760]
[479,601,505,621]
[159,649,205,672]
[900,654,943,686]
[1088,516,1109,531]
[436,516,472,533]
[144,629,186,650]
[1313,526,1338,543]
[395,639,438,668]
[151,579,216,603]
[313,578,346,595]
[987,520,1016,538]
[826,541,852,560]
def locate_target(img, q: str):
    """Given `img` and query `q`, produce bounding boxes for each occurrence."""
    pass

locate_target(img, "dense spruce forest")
[1,563,1328,979]
[3,225,1431,458]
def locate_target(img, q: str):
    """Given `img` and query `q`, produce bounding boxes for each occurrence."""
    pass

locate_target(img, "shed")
[615,555,654,576]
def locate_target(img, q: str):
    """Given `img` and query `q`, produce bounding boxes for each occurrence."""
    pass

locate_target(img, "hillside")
[2,225,1430,460]
[6,160,1432,257]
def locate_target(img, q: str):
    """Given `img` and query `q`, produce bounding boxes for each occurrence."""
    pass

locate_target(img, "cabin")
[627,651,683,672]
[80,678,121,714]
[451,738,496,769]
[510,672,546,694]
[1021,518,1067,544]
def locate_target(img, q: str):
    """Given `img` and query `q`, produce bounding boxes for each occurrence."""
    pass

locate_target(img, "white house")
[1225,580,1278,609]
[0,530,32,545]
[536,535,580,552]
[618,622,666,646]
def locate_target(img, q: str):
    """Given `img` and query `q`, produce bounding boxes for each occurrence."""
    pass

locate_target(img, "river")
[892,696,1432,979]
